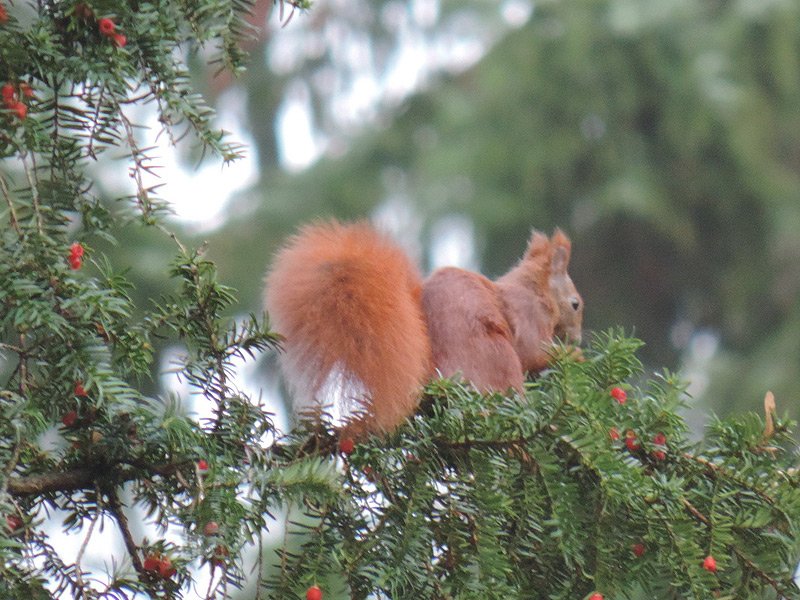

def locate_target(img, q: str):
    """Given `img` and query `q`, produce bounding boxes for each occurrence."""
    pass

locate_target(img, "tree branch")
[107,489,145,575]
[7,460,185,497]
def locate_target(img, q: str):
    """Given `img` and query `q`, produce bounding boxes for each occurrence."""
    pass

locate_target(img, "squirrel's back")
[265,221,431,435]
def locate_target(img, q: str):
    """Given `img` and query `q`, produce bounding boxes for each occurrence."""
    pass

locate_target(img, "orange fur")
[423,268,527,393]
[265,221,431,436]
[265,222,582,436]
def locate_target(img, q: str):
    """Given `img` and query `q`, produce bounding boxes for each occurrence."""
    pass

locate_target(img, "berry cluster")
[608,384,670,462]
[2,82,32,120]
[68,242,84,270]
[0,2,7,23]
[609,386,627,404]
[97,17,126,48]
[143,553,177,579]
[624,429,641,451]
[70,4,126,47]
[651,432,667,461]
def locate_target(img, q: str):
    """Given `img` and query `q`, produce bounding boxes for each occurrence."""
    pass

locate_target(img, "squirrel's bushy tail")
[265,221,431,435]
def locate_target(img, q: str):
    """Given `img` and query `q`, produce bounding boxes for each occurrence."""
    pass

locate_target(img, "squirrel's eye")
[571,298,581,311]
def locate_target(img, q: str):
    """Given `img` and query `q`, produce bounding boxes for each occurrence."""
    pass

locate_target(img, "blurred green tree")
[210,0,800,423]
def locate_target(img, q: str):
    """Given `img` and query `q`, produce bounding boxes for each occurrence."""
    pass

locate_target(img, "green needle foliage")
[1,0,289,597]
[0,2,798,600]
[273,332,800,600]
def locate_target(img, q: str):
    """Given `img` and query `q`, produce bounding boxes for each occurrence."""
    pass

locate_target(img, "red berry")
[703,555,717,573]
[158,556,176,578]
[197,459,209,471]
[70,242,84,258]
[11,101,26,120]
[610,386,627,404]
[74,381,88,397]
[653,432,667,446]
[112,32,127,47]
[203,521,219,536]
[210,543,229,567]
[19,82,33,98]
[61,410,78,428]
[69,256,83,270]
[651,450,666,461]
[5,514,23,531]
[1,83,14,103]
[306,585,323,600]
[161,565,177,578]
[339,437,355,455]
[632,542,645,557]
[0,4,8,24]
[625,435,640,452]
[609,427,620,441]
[589,594,603,600]
[98,17,115,36]
[143,554,160,571]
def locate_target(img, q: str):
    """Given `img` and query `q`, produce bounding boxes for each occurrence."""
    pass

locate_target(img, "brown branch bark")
[6,460,184,497]
[107,490,145,575]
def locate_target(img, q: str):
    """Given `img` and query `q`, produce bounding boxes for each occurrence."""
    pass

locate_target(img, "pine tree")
[1,2,798,600]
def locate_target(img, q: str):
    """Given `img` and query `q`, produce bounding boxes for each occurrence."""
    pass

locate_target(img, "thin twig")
[0,174,22,236]
[86,83,107,160]
[0,441,23,500]
[18,334,28,394]
[204,565,226,600]
[255,529,264,600]
[21,151,44,236]
[681,497,710,526]
[107,489,144,575]
[115,102,154,220]
[75,485,103,597]
[681,452,776,506]
[731,546,794,596]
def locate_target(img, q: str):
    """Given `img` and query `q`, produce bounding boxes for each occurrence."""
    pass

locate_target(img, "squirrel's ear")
[526,230,551,260]
[523,230,552,288]
[550,229,572,273]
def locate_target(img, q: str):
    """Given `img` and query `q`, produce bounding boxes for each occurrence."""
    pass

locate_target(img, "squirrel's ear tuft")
[550,229,572,254]
[526,230,551,260]
[549,229,572,273]
[522,230,552,288]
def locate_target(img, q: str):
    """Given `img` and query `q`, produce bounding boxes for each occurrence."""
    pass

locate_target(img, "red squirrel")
[265,221,583,437]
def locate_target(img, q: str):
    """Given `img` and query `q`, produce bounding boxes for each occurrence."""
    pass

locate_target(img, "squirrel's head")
[547,229,583,345]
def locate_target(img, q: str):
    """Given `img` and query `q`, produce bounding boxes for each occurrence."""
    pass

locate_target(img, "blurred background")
[101,0,800,427]
[47,0,800,595]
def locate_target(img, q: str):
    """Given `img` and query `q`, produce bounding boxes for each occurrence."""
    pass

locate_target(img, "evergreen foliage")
[0,2,798,599]
[0,0,286,597]
[274,332,800,599]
